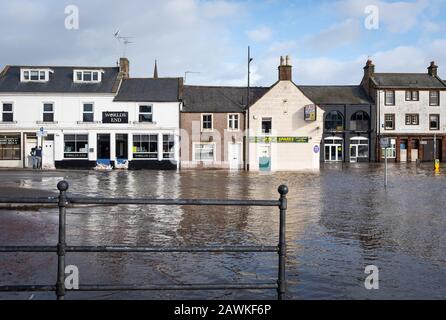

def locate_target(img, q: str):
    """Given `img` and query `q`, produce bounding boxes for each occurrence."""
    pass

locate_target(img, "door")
[97,134,111,160]
[422,140,441,161]
[42,140,55,169]
[116,134,128,160]
[25,136,38,168]
[229,143,242,170]
[350,137,369,163]
[324,138,343,162]
[259,144,271,171]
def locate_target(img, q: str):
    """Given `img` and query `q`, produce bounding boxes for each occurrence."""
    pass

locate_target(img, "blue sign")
[314,145,320,154]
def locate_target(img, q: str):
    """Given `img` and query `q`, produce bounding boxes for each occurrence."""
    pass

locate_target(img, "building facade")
[299,86,376,163]
[361,60,446,162]
[0,58,182,170]
[247,57,324,171]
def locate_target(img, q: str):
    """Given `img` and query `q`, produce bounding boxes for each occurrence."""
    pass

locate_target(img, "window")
[430,114,440,130]
[83,103,94,122]
[139,105,153,123]
[163,135,175,159]
[228,114,239,131]
[194,143,215,162]
[43,103,54,123]
[382,138,397,159]
[21,69,49,82]
[384,114,395,130]
[405,114,419,125]
[262,118,272,135]
[405,91,419,101]
[429,91,440,106]
[385,91,395,106]
[64,134,89,158]
[202,114,213,131]
[133,135,158,159]
[74,70,101,83]
[350,137,369,160]
[325,111,344,131]
[2,103,13,122]
[350,111,370,131]
[0,135,21,160]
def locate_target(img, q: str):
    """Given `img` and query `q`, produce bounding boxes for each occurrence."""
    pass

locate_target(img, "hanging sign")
[304,104,317,121]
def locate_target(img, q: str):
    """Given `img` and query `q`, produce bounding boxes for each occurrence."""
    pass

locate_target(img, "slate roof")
[182,85,269,113]
[0,66,120,93]
[370,73,446,89]
[298,85,373,105]
[114,78,181,102]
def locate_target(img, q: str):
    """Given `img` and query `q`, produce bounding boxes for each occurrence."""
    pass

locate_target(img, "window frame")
[138,105,153,123]
[405,113,419,126]
[429,91,440,106]
[261,117,273,135]
[42,102,55,123]
[384,114,395,130]
[162,134,175,160]
[228,113,240,131]
[405,90,419,101]
[325,111,344,132]
[73,70,102,83]
[384,90,396,106]
[82,103,95,123]
[201,114,214,132]
[63,134,89,159]
[2,103,14,123]
[21,69,50,82]
[429,114,440,131]
[0,134,21,161]
[132,134,159,159]
[193,142,216,162]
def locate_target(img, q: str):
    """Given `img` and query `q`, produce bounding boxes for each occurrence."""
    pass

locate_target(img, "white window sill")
[133,121,157,125]
[36,121,58,125]
[0,121,17,125]
[77,121,100,125]
[201,130,214,133]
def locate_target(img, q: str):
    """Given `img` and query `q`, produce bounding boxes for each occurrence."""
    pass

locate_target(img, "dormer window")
[74,70,102,83]
[21,69,51,82]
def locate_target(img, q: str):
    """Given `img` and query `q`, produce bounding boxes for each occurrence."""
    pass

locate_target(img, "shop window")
[350,137,369,160]
[325,111,344,131]
[350,111,370,131]
[2,103,13,122]
[430,114,440,130]
[194,143,215,162]
[262,118,272,135]
[133,134,158,159]
[429,91,440,106]
[64,134,88,158]
[0,135,21,160]
[163,135,175,159]
[43,103,54,122]
[139,105,153,123]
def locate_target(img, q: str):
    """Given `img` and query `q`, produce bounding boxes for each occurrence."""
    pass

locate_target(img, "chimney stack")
[428,61,438,77]
[363,59,375,78]
[278,55,292,81]
[119,57,130,79]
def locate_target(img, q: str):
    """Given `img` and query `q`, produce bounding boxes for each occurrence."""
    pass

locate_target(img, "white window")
[193,143,216,162]
[21,69,51,82]
[133,134,158,159]
[2,103,13,122]
[73,70,102,83]
[202,114,213,131]
[385,90,395,106]
[228,114,240,131]
[163,135,175,159]
[43,103,54,123]
[64,134,89,159]
[82,103,94,122]
[139,105,153,123]
[429,91,440,106]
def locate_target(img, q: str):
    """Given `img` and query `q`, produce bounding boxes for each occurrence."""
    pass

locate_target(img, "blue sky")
[0,0,445,86]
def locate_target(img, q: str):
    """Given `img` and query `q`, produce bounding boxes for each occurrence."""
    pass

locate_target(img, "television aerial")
[114,29,135,57]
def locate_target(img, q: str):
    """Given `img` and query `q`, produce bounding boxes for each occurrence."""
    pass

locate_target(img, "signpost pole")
[384,148,388,188]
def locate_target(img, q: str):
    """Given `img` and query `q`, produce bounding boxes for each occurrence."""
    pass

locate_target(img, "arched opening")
[325,111,344,131]
[350,111,370,132]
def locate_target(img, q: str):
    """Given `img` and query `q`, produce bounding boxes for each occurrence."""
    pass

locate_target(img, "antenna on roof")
[113,29,135,57]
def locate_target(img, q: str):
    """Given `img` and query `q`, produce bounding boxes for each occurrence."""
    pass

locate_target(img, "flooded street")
[0,164,445,300]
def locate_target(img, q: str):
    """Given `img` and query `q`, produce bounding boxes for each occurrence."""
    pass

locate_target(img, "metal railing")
[0,181,288,300]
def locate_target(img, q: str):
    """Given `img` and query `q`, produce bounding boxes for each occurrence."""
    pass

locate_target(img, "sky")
[0,0,445,86]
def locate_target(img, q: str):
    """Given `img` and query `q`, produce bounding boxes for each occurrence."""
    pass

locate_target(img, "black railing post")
[277,185,288,300]
[56,181,69,300]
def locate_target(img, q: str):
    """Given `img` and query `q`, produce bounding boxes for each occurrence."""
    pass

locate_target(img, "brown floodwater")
[0,163,445,300]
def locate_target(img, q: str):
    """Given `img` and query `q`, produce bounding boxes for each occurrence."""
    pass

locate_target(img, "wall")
[248,81,324,171]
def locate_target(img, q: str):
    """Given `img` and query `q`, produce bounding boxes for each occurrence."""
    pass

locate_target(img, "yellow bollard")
[434,159,440,173]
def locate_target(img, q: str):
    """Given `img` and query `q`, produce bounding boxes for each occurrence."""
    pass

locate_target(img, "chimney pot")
[278,55,292,81]
[119,57,130,79]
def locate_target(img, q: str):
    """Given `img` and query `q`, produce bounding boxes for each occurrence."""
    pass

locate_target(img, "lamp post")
[246,46,253,171]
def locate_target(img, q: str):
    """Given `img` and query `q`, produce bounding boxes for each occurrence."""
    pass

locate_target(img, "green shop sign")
[250,137,310,143]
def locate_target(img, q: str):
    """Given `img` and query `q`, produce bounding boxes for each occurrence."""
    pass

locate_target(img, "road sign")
[380,137,390,148]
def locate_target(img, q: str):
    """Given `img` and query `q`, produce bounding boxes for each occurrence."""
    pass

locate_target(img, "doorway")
[350,137,369,163]
[229,142,242,170]
[324,138,343,162]
[97,134,111,160]
[116,134,128,160]
[259,144,271,171]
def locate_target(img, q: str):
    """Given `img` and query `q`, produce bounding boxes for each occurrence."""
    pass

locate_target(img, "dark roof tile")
[114,78,180,102]
[371,73,446,89]
[298,85,373,105]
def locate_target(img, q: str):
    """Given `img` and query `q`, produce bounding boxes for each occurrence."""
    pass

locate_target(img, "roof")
[114,78,181,102]
[0,66,120,94]
[370,73,446,89]
[298,85,373,105]
[182,85,269,113]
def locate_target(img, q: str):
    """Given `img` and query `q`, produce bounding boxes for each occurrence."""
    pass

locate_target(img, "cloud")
[246,26,273,42]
